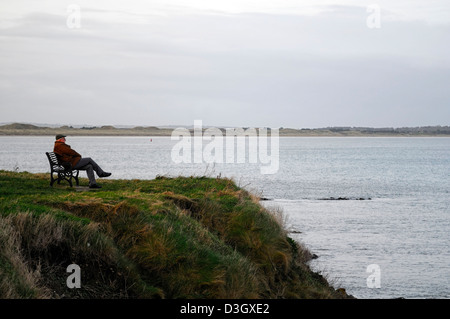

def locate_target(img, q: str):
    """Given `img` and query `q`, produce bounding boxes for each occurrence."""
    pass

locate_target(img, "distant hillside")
[0,123,172,136]
[0,122,449,136]
[279,126,450,136]
[0,123,46,130]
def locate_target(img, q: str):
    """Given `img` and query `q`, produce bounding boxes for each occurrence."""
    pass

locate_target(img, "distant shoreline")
[1,122,449,137]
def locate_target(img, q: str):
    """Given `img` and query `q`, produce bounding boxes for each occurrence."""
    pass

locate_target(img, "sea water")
[1,136,449,299]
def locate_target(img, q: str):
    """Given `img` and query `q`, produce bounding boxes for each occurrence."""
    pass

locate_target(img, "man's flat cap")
[55,134,67,140]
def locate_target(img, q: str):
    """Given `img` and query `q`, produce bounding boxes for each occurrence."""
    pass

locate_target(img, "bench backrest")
[46,151,71,172]
[46,152,75,172]
[46,152,60,165]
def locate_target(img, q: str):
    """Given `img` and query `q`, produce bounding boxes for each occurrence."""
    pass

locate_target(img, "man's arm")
[54,143,81,161]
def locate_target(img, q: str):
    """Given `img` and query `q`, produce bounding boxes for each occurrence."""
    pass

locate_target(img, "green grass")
[0,170,352,299]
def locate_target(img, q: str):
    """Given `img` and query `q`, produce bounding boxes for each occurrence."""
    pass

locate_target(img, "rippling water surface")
[1,136,449,298]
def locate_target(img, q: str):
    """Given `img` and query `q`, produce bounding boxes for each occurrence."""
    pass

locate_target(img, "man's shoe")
[99,172,112,178]
[89,184,102,189]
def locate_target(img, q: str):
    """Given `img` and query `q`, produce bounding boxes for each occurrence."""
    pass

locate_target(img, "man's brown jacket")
[53,141,81,167]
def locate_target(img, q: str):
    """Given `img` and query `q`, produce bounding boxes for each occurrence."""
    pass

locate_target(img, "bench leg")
[74,170,79,186]
[50,172,56,187]
[61,171,75,187]
[57,172,68,187]
[51,170,78,188]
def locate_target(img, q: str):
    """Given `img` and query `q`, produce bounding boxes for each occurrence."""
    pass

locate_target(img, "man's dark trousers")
[73,157,106,186]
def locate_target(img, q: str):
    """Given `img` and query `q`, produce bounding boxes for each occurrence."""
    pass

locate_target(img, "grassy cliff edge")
[0,170,352,299]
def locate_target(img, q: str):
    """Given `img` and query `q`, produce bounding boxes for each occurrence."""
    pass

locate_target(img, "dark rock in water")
[336,288,346,295]
[319,196,372,201]
[311,254,319,259]
[336,288,356,299]
[319,197,349,200]
[259,197,272,201]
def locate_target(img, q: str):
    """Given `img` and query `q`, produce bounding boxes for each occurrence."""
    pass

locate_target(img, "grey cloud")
[0,5,449,127]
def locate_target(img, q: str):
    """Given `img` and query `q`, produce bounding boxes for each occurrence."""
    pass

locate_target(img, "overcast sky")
[1,0,449,128]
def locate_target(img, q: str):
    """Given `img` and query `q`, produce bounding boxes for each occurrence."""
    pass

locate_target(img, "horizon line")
[1,121,449,130]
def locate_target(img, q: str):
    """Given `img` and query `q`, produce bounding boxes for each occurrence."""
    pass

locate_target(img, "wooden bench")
[45,152,79,187]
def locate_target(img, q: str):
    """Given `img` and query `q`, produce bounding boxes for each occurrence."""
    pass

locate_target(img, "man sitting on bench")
[53,134,111,188]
